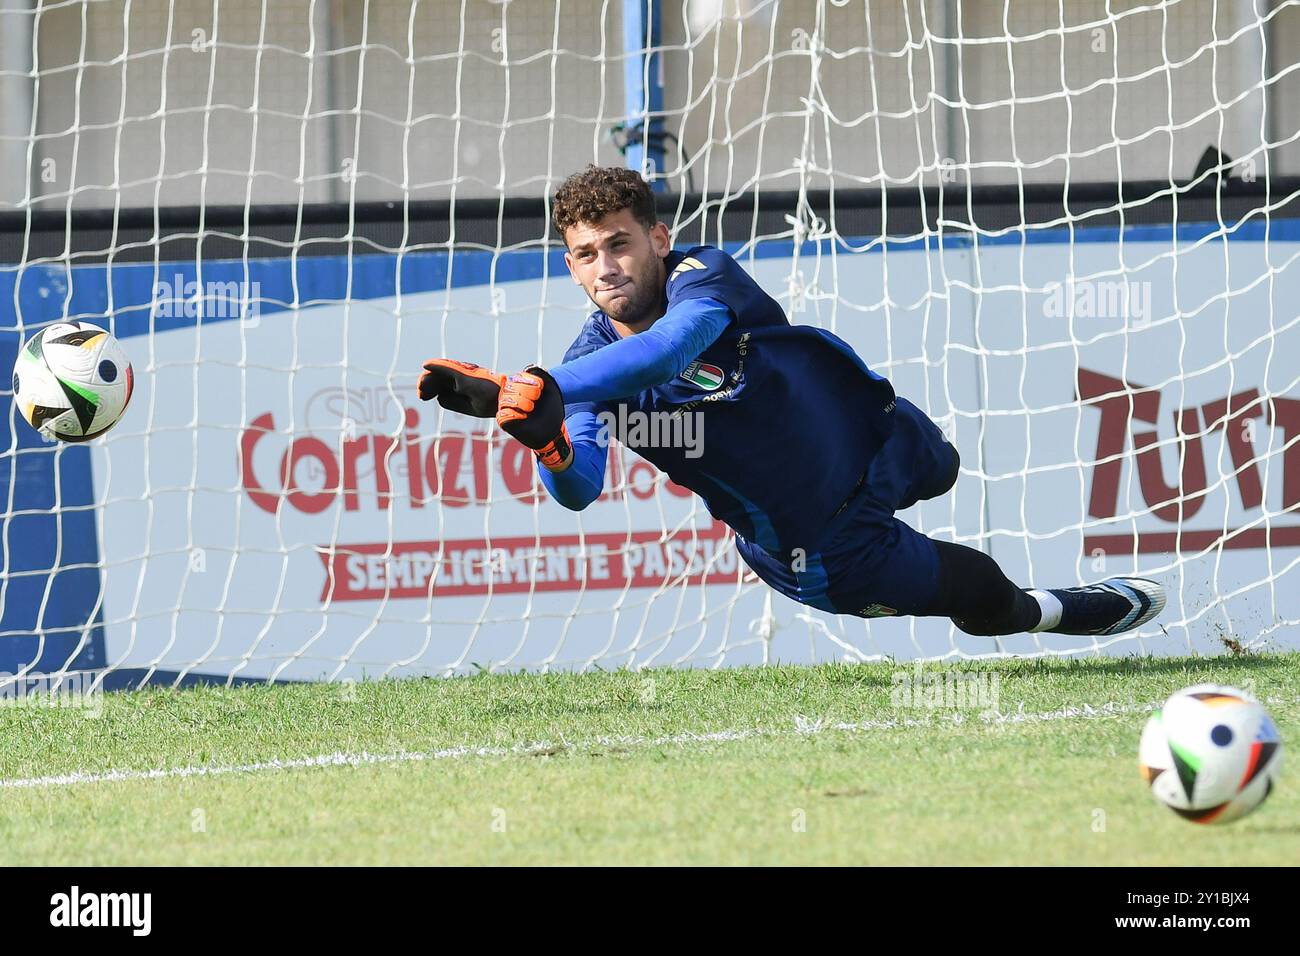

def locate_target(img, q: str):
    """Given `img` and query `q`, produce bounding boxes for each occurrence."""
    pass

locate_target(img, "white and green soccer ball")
[13,321,134,442]
[1139,683,1283,825]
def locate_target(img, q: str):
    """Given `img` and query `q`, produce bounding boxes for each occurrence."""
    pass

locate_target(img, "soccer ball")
[1138,684,1283,825]
[13,321,134,442]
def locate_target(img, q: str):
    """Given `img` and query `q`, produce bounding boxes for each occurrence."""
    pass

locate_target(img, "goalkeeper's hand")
[417,359,505,417]
[496,366,573,471]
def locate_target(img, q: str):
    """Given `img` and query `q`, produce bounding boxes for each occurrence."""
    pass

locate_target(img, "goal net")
[3,0,1300,685]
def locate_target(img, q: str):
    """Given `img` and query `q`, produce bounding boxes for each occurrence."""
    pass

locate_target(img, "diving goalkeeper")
[418,165,1164,637]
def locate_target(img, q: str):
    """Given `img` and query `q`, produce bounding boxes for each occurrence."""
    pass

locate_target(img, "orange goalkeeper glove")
[496,366,573,471]
[417,359,505,417]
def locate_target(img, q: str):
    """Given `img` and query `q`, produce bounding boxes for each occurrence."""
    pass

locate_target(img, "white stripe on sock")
[1028,589,1063,632]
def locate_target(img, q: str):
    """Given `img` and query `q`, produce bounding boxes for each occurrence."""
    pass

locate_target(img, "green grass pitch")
[1,654,1297,865]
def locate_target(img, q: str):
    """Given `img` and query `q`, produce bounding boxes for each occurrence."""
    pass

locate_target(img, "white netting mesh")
[2,0,1299,684]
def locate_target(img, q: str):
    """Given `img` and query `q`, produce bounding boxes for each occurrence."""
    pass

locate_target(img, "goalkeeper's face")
[564,209,671,328]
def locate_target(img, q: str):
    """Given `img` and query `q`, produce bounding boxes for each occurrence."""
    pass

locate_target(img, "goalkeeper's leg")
[925,538,1165,637]
[738,510,1164,636]
[735,397,1165,636]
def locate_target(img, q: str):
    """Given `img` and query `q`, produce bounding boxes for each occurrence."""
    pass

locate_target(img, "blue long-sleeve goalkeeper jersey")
[540,245,899,556]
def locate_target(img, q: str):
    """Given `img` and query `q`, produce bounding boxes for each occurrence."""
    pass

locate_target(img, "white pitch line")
[0,698,1172,792]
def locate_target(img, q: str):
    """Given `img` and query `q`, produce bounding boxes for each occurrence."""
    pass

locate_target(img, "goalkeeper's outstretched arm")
[536,409,606,510]
[547,296,731,403]
[500,296,732,510]
[420,296,732,509]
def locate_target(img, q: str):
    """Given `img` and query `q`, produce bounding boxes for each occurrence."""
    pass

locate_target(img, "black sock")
[928,540,1042,636]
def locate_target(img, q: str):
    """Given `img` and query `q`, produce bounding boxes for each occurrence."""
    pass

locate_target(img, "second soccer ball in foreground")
[1139,684,1283,825]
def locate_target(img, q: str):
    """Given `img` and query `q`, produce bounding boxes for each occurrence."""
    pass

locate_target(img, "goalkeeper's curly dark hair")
[551,165,657,242]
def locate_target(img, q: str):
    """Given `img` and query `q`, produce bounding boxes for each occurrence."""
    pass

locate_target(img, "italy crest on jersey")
[679,359,725,391]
